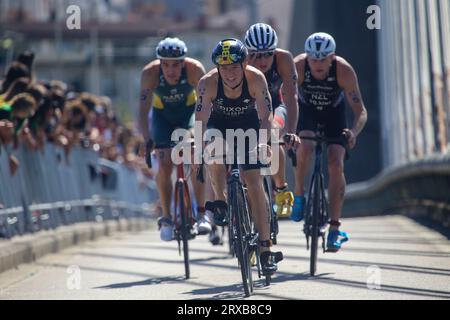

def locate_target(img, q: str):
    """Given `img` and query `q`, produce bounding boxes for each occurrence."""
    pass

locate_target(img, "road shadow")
[266,269,450,299]
[278,241,450,258]
[94,276,186,289]
[188,283,249,300]
[186,279,294,300]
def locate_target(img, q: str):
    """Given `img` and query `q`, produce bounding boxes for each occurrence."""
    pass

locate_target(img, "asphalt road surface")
[1,215,449,300]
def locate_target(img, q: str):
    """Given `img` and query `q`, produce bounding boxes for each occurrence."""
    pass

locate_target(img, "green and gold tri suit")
[151,66,196,149]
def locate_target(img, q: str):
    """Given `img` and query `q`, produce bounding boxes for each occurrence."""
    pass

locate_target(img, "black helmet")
[211,38,248,65]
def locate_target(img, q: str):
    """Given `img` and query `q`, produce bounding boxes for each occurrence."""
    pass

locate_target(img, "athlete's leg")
[327,144,346,228]
[184,116,207,219]
[294,130,315,196]
[151,111,175,221]
[155,148,173,219]
[208,163,227,201]
[325,103,347,228]
[325,104,349,251]
[242,167,283,274]
[272,106,287,189]
[204,172,222,245]
[241,169,270,253]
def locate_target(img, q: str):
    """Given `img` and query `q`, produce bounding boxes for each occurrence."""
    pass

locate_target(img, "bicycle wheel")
[310,173,319,276]
[319,174,330,252]
[176,180,190,279]
[227,183,235,257]
[263,176,278,245]
[231,181,253,297]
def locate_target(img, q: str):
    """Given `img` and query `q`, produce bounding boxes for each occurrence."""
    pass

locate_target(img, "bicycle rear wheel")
[231,181,253,297]
[176,180,190,279]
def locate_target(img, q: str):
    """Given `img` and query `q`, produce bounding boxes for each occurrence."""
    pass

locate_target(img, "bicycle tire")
[310,173,319,276]
[227,183,235,257]
[263,176,278,245]
[177,180,190,280]
[231,181,253,297]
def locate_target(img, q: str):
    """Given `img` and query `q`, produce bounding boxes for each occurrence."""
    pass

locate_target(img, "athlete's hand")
[343,129,356,149]
[140,138,154,168]
[257,144,272,163]
[283,133,301,150]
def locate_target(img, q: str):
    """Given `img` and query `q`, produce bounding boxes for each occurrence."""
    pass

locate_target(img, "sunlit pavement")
[1,215,449,300]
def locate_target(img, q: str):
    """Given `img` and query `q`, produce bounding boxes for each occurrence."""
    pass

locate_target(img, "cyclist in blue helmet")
[195,38,298,275]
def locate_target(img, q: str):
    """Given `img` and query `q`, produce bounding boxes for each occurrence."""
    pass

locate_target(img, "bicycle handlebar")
[299,134,350,161]
[145,140,197,170]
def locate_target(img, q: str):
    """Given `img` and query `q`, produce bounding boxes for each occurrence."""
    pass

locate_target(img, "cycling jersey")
[153,66,197,110]
[265,54,283,109]
[299,59,344,111]
[297,58,347,146]
[151,66,196,149]
[210,73,256,118]
[208,73,266,171]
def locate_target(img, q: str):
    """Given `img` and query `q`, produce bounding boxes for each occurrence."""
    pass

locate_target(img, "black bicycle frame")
[300,132,348,276]
[227,163,258,297]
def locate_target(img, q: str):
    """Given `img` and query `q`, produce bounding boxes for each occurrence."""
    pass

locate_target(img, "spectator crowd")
[0,51,155,210]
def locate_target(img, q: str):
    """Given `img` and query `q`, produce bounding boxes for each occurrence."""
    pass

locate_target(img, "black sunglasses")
[249,51,275,59]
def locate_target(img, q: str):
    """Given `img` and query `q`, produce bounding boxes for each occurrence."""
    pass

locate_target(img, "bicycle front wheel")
[230,181,253,297]
[177,180,190,279]
[310,174,319,276]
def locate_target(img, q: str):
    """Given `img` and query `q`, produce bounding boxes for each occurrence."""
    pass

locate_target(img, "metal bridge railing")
[344,152,450,228]
[0,143,158,239]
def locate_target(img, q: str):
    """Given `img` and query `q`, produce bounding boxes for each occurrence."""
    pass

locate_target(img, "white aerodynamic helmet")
[244,23,278,51]
[305,32,336,59]
[156,37,187,60]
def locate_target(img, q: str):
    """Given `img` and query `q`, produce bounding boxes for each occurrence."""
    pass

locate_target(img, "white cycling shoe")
[196,215,212,235]
[158,217,174,241]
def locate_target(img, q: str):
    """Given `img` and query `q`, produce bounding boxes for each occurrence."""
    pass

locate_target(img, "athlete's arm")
[138,65,157,142]
[338,58,368,149]
[250,69,273,135]
[293,53,306,87]
[195,73,214,137]
[278,51,299,134]
[186,59,207,87]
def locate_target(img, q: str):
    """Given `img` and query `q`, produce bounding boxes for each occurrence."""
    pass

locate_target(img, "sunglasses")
[249,51,275,59]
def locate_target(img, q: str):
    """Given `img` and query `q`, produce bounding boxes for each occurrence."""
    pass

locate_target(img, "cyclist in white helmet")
[293,32,368,252]
[139,37,215,242]
[244,23,300,219]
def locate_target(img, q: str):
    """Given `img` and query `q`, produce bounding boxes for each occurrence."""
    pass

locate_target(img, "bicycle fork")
[303,147,330,253]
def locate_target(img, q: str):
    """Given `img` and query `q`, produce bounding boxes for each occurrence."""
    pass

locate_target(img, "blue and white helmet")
[244,23,278,51]
[156,37,187,60]
[305,32,336,59]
